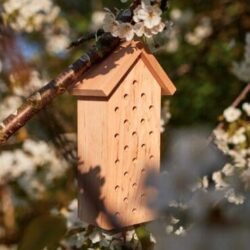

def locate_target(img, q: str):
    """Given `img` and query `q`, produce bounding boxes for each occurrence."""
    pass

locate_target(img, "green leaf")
[135,226,154,250]
[18,215,67,250]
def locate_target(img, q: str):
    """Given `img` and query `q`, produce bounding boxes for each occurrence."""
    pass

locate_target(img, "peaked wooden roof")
[70,41,176,97]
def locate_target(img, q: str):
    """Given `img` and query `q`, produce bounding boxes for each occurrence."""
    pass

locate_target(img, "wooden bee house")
[70,41,176,230]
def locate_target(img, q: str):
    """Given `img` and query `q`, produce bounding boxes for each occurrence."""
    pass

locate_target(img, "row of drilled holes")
[115,154,154,165]
[114,193,147,216]
[114,130,154,138]
[114,105,154,113]
[115,208,137,217]
[115,182,138,191]
[124,91,146,99]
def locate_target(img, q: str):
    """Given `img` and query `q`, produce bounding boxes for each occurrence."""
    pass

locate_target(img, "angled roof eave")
[140,47,176,96]
[70,41,176,98]
[70,41,143,97]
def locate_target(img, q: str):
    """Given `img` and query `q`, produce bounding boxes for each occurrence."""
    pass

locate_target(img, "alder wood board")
[77,59,161,230]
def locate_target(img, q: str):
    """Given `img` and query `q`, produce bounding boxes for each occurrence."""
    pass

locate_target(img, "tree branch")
[67,29,104,49]
[0,34,120,145]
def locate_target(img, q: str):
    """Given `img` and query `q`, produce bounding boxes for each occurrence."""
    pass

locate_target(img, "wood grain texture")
[77,59,161,230]
[70,41,176,97]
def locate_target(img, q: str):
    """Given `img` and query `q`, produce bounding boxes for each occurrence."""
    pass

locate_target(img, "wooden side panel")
[77,99,109,227]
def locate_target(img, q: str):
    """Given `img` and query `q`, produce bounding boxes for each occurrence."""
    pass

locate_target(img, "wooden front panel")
[105,59,161,228]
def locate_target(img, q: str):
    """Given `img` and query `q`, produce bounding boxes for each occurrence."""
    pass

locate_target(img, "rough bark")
[0,34,120,145]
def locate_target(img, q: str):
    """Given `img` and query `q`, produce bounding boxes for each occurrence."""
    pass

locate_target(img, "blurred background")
[0,0,249,249]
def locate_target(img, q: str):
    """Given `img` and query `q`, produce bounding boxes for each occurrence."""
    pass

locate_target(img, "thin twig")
[160,0,169,11]
[208,82,250,143]
[67,29,104,49]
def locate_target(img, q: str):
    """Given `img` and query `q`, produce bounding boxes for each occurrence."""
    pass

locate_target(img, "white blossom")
[170,9,182,21]
[166,225,174,234]
[103,12,119,37]
[2,0,60,33]
[0,139,68,197]
[185,17,212,46]
[12,70,45,97]
[222,164,234,176]
[45,19,70,54]
[0,96,22,121]
[223,106,241,123]
[134,2,162,29]
[225,189,245,205]
[175,226,186,236]
[116,23,134,41]
[103,2,165,40]
[213,129,230,153]
[89,231,102,244]
[46,33,70,53]
[212,171,228,189]
[91,11,106,30]
[229,128,246,145]
[242,102,250,116]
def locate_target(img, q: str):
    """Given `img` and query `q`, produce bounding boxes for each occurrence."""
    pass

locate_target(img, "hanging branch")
[0,34,121,145]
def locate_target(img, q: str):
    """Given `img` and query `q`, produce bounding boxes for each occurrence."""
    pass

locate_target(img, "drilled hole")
[115,185,120,190]
[141,193,146,198]
[114,133,119,138]
[124,171,129,176]
[141,168,146,173]
[114,107,119,112]
[132,131,137,136]
[149,131,154,135]
[132,106,137,111]
[132,183,137,188]
[149,105,154,110]
[132,208,137,213]
[115,159,120,165]
[141,144,146,148]
[124,145,129,151]
[115,212,120,216]
[141,93,146,98]
[132,158,137,163]
[149,155,154,160]
[124,93,129,99]
[132,80,137,85]
[123,197,128,202]
[140,118,145,124]
[124,119,129,124]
